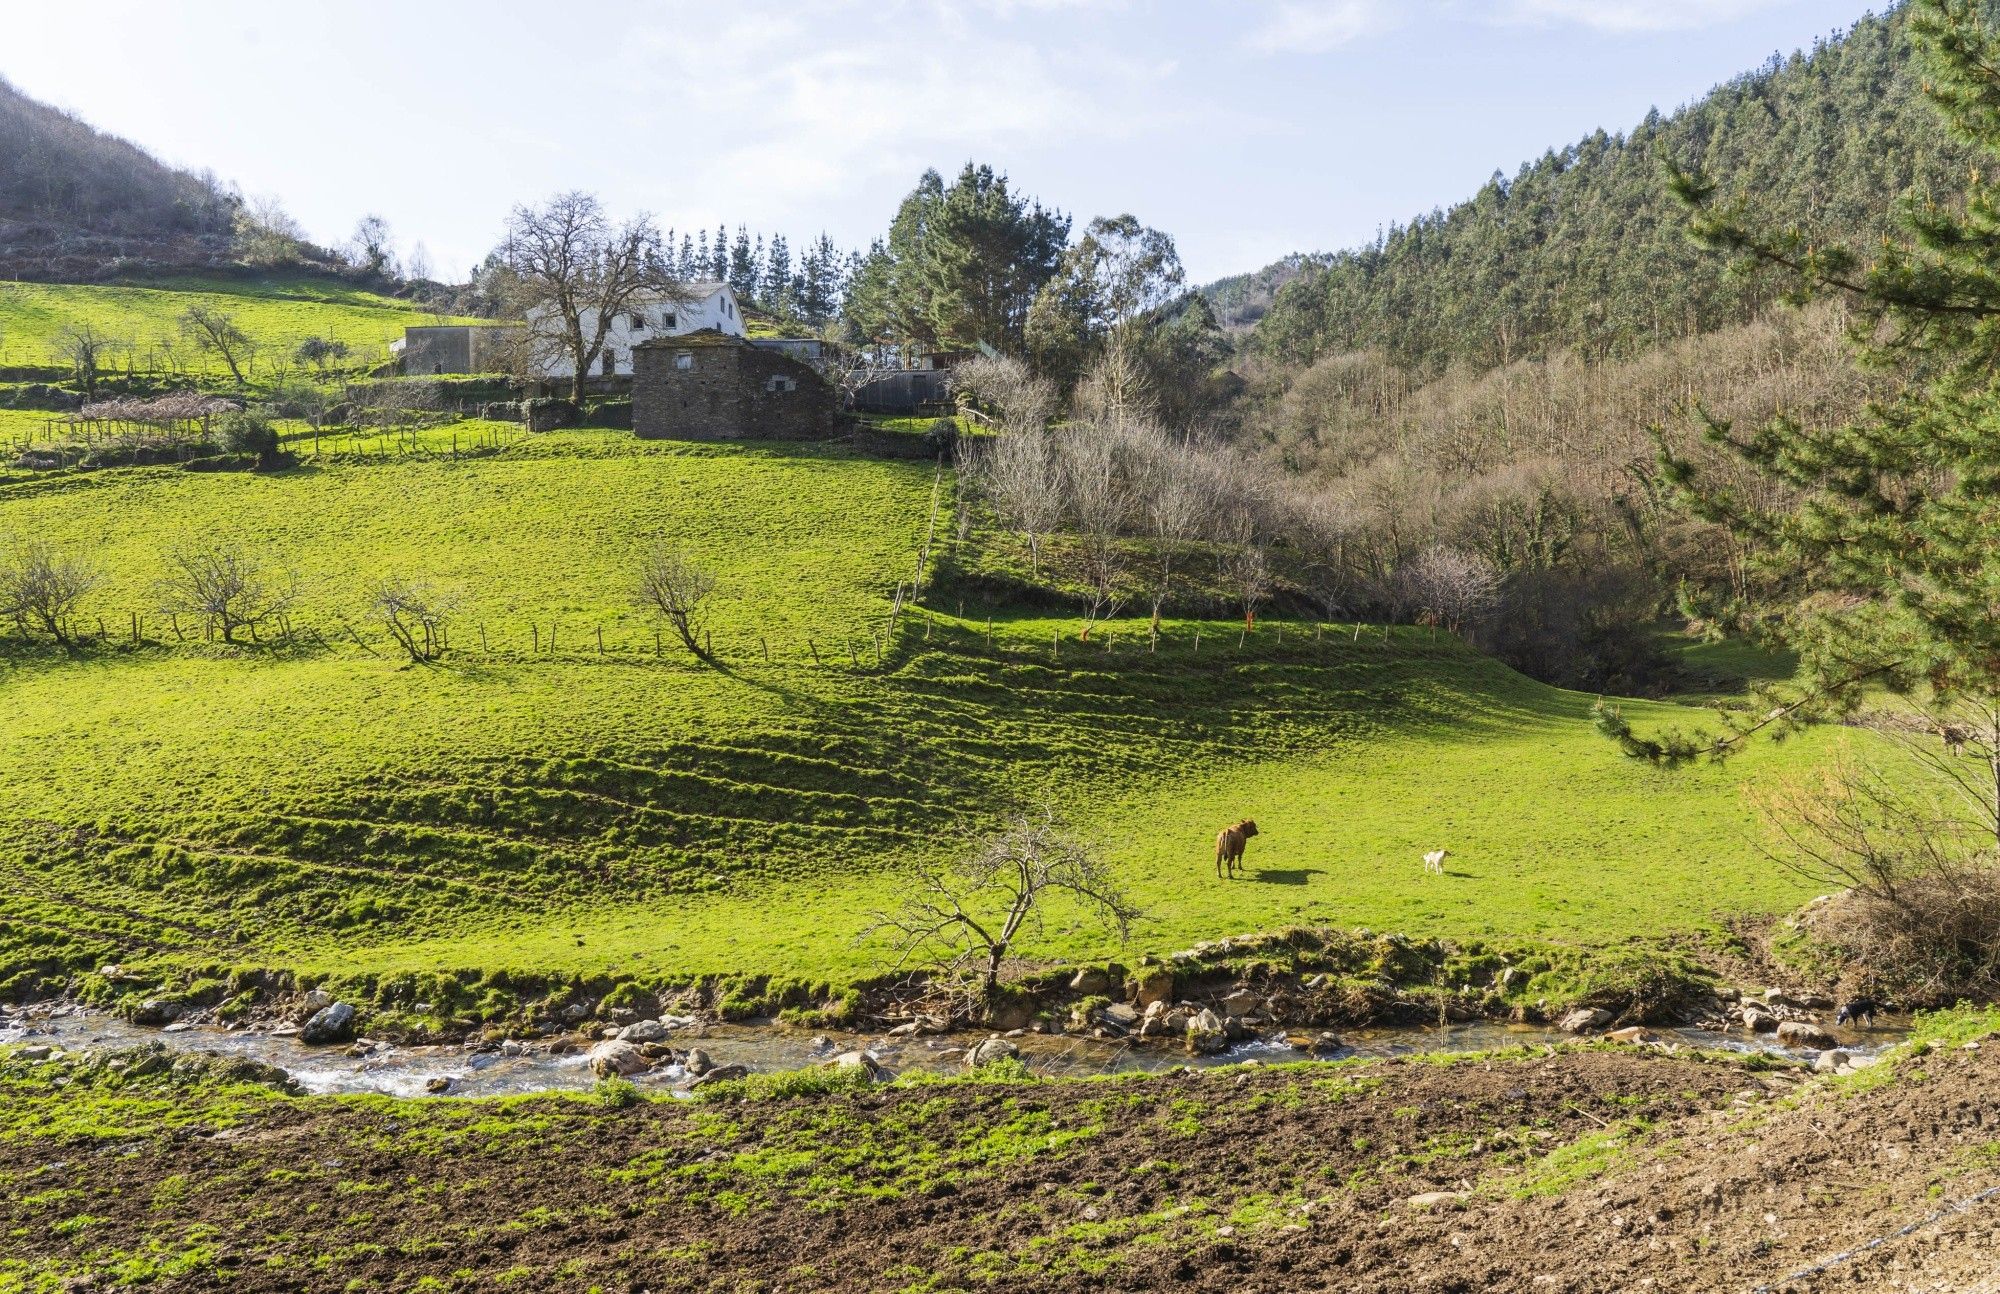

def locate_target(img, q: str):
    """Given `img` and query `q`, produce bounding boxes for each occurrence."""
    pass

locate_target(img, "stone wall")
[632,337,838,441]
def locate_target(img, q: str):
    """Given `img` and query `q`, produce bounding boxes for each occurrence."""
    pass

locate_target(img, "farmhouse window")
[764,375,796,393]
[629,313,646,330]
[674,352,693,370]
[660,311,677,330]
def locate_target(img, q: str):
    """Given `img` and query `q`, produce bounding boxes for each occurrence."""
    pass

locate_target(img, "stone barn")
[631,330,840,441]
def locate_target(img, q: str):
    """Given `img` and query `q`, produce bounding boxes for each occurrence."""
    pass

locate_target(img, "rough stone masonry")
[632,329,839,441]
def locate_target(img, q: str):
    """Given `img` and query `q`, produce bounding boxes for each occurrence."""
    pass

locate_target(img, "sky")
[4,0,1879,286]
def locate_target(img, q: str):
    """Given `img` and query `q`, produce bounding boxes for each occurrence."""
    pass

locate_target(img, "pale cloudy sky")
[4,0,1869,283]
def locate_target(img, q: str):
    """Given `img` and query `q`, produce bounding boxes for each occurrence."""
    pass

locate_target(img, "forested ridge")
[1235,4,1981,372]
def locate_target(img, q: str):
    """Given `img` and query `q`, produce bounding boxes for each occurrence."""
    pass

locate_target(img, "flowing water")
[0,1006,1912,1100]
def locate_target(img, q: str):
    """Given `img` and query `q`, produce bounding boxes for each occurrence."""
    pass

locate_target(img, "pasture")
[0,429,1856,1003]
[0,273,472,374]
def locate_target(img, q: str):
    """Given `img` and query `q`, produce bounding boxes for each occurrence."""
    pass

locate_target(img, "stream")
[0,1006,1912,1099]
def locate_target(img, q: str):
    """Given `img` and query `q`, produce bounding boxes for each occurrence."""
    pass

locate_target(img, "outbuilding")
[631,329,839,441]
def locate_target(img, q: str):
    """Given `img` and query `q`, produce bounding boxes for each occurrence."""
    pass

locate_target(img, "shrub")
[216,411,280,465]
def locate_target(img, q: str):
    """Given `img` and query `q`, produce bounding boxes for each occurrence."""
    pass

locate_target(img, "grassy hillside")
[0,430,1857,1008]
[0,273,475,373]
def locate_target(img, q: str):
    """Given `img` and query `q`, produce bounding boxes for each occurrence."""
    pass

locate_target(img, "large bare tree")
[636,543,719,662]
[502,192,687,405]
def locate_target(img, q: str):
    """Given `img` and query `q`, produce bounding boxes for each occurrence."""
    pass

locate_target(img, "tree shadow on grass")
[1246,867,1326,886]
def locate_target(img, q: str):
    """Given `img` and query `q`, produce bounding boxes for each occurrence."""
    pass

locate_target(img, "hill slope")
[0,76,239,279]
[1242,5,1977,372]
[0,432,1859,1011]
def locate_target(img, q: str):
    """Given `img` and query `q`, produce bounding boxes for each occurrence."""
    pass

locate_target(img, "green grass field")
[0,428,1859,1008]
[0,273,475,375]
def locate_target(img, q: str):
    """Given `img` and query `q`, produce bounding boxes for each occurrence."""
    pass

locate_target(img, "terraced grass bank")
[2,1009,1996,1291]
[0,429,1866,1027]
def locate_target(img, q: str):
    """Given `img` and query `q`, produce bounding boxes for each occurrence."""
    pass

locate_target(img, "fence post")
[761,636,770,663]
[1193,627,1201,654]
[808,638,821,665]
[596,625,604,655]
[479,624,489,652]
[533,623,540,653]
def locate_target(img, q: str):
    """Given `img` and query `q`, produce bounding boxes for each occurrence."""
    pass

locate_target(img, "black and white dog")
[1835,997,1888,1027]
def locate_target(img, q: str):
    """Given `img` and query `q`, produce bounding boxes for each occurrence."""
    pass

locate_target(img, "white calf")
[1422,848,1450,876]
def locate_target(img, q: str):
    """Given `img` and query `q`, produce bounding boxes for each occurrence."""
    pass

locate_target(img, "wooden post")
[808,638,821,665]
[170,614,184,642]
[479,624,489,652]
[596,625,604,655]
[550,623,557,654]
[761,636,770,663]
[1193,627,1201,654]
[97,616,107,640]
[130,612,139,645]
[533,623,540,653]
[654,628,662,657]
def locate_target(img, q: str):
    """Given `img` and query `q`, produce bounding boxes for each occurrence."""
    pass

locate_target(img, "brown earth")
[4,1043,1999,1292]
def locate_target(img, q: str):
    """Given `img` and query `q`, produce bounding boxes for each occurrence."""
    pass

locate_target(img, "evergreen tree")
[798,234,844,327]
[763,234,794,317]
[1616,0,2000,835]
[678,233,697,282]
[728,225,758,299]
[694,230,711,281]
[711,224,729,283]
[1247,6,1979,375]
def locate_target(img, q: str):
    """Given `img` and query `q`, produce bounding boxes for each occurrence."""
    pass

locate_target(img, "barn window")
[628,313,646,330]
[765,375,797,393]
[659,311,677,330]
[674,351,693,370]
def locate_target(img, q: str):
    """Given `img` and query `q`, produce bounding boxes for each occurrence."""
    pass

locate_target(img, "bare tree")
[1072,343,1154,429]
[1056,427,1136,640]
[1218,514,1273,635]
[1395,546,1501,637]
[862,805,1140,1020]
[56,324,115,397]
[1287,484,1355,622]
[157,544,296,644]
[1134,430,1210,646]
[293,336,350,377]
[953,354,1056,434]
[503,191,686,405]
[178,305,255,386]
[0,539,98,645]
[1755,753,2000,1002]
[636,543,718,661]
[978,430,1063,578]
[371,577,459,663]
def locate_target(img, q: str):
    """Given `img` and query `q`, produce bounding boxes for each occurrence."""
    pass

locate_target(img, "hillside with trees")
[1247,4,1980,372]
[0,76,242,279]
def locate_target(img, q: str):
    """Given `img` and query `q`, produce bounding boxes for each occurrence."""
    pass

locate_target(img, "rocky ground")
[3,1012,1997,1292]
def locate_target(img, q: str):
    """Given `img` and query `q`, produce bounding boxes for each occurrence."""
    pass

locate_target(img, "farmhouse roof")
[632,327,744,349]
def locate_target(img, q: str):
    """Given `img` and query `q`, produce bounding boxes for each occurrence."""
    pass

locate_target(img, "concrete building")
[390,323,523,375]
[631,329,837,441]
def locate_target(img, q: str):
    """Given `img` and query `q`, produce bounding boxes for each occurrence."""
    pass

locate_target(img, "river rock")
[1069,966,1117,996]
[690,1063,748,1088]
[831,1050,888,1081]
[966,1037,1022,1069]
[303,987,334,1012]
[1286,1031,1343,1054]
[1134,967,1176,1007]
[1606,1026,1662,1045]
[131,998,180,1026]
[425,1076,453,1095]
[1098,1002,1140,1030]
[620,1019,668,1044]
[1186,1007,1229,1055]
[1741,1007,1779,1033]
[1813,1049,1850,1074]
[684,1048,714,1076]
[15,1044,52,1061]
[587,1040,649,1078]
[300,1003,357,1045]
[1777,1021,1837,1050]
[1220,988,1261,1019]
[1557,1007,1613,1034]
[1406,1191,1467,1209]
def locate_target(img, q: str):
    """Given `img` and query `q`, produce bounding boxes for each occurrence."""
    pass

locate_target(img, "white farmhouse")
[527,280,745,380]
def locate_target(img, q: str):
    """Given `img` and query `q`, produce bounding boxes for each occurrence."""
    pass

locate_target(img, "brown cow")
[1215,819,1259,879]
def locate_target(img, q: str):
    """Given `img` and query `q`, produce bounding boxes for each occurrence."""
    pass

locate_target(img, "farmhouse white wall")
[527,281,745,379]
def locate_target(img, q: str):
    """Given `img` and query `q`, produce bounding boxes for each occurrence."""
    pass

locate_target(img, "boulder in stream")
[1557,1007,1612,1034]
[587,1040,650,1078]
[1777,1021,1838,1050]
[965,1037,1022,1069]
[300,1003,357,1045]
[1186,1007,1229,1055]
